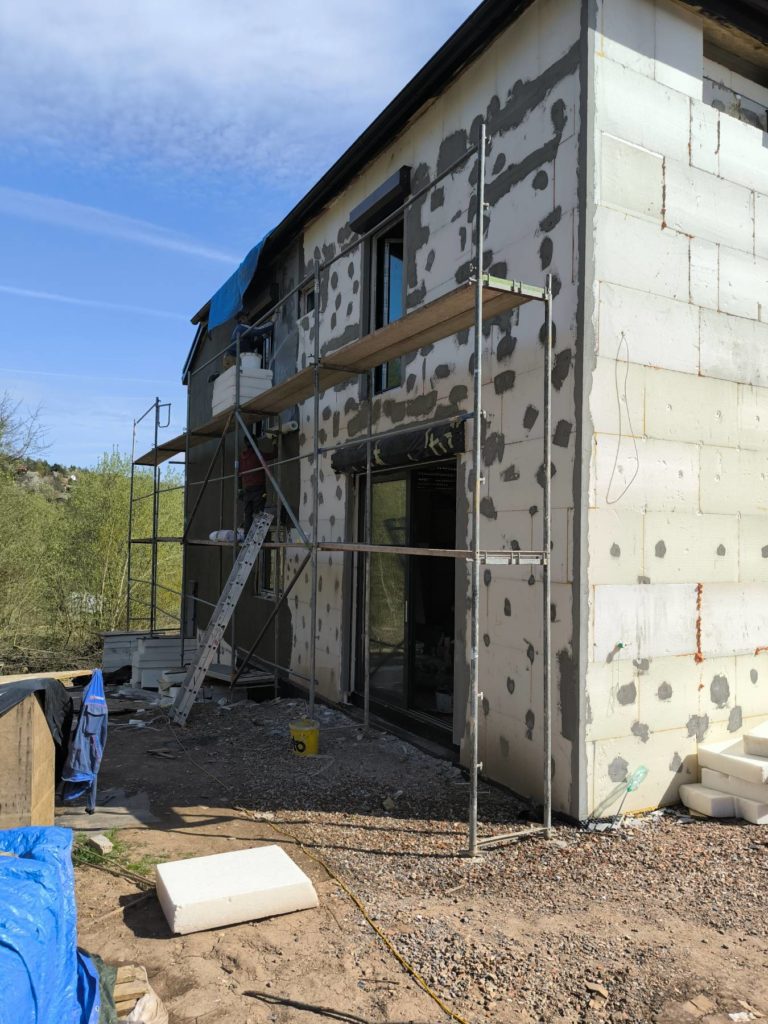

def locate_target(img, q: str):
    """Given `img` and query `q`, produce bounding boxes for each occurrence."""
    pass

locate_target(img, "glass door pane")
[368,476,407,707]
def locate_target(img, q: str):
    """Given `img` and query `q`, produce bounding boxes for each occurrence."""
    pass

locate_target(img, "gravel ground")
[75,693,768,1024]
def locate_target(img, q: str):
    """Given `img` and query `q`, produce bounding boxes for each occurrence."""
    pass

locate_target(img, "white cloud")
[0,1,476,184]
[0,283,189,320]
[0,186,236,263]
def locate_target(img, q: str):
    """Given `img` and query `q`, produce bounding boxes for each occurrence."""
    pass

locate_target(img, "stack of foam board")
[102,631,146,673]
[130,636,198,690]
[212,354,273,416]
[680,722,768,824]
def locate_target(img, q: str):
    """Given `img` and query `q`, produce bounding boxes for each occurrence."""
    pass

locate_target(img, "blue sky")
[0,0,477,466]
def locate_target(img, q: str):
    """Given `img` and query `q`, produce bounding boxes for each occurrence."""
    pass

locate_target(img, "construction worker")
[238,435,275,531]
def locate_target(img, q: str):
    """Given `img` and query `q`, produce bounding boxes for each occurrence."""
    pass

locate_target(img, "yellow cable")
[166,722,472,1024]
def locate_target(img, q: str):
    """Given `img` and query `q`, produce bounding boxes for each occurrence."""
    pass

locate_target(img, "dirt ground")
[70,692,768,1024]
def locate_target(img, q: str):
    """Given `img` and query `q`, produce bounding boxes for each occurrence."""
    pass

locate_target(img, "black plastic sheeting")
[0,678,74,781]
[331,417,466,474]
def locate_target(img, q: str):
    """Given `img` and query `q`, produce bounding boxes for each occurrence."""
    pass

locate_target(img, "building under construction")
[130,0,768,825]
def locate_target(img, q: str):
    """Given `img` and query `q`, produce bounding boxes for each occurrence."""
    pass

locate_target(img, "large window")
[704,45,768,133]
[370,220,404,394]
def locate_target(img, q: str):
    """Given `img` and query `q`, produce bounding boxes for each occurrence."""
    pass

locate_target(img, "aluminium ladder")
[171,510,274,724]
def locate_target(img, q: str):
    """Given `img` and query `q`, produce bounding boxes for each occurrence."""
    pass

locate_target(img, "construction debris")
[86,833,114,856]
[680,724,768,824]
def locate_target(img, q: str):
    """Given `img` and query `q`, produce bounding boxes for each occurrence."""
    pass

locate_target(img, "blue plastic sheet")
[61,669,108,812]
[0,827,100,1024]
[208,233,269,329]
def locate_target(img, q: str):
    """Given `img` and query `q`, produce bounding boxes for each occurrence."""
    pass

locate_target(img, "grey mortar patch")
[335,485,342,500]
[610,543,621,557]
[728,706,743,732]
[506,677,515,695]
[669,753,684,774]
[617,682,636,705]
[716,544,726,556]
[331,313,337,330]
[406,373,417,392]
[485,42,579,139]
[322,406,331,421]
[330,270,339,290]
[347,301,353,317]
[496,334,516,361]
[504,598,511,617]
[539,320,557,348]
[523,405,539,430]
[539,236,554,270]
[483,568,492,586]
[451,209,462,223]
[493,152,506,175]
[631,722,650,743]
[499,735,510,758]
[437,129,469,175]
[483,634,490,648]
[526,641,535,665]
[449,385,468,404]
[687,714,710,741]
[553,420,572,448]
[710,674,730,708]
[551,349,571,390]
[457,328,470,347]
[334,293,342,310]
[459,227,467,251]
[430,187,445,211]
[557,647,577,742]
[493,370,516,395]
[482,696,490,714]
[655,540,666,558]
[434,364,451,380]
[532,169,548,190]
[632,658,650,673]
[608,756,628,784]
[347,260,355,277]
[353,280,360,294]
[480,496,497,520]
[332,411,340,437]
[637,575,651,584]
[536,461,555,489]
[455,249,493,286]
[404,162,430,300]
[657,681,673,701]
[751,669,758,683]
[501,463,520,482]
[482,432,505,466]
[484,131,563,208]
[425,250,435,272]
[539,206,562,233]
[525,710,535,740]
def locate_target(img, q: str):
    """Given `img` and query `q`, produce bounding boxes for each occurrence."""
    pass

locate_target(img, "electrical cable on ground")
[164,719,472,1024]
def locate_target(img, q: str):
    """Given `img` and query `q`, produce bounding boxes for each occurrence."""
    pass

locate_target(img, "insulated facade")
[179,0,768,819]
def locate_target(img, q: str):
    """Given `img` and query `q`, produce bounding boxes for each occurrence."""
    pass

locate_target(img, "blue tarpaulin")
[61,670,108,813]
[0,827,100,1024]
[208,233,270,330]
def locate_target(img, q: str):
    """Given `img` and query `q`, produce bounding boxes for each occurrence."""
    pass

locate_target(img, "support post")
[150,397,161,634]
[363,367,373,731]
[231,333,241,682]
[180,385,191,669]
[467,120,486,858]
[274,427,283,697]
[543,274,554,837]
[309,267,321,717]
[126,416,137,631]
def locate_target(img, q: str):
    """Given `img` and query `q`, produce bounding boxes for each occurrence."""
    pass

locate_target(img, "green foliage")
[73,829,160,878]
[0,448,183,673]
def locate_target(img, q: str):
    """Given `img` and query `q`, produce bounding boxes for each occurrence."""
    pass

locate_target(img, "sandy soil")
[72,694,768,1024]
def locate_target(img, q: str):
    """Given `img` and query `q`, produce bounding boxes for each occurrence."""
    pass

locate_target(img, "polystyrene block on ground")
[744,720,768,757]
[679,783,735,818]
[698,738,768,785]
[156,844,318,935]
[701,767,768,805]
[735,795,768,825]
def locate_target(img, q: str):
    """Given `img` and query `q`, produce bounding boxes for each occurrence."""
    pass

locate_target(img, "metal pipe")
[543,274,553,838]
[180,384,191,668]
[231,334,241,683]
[150,397,161,634]
[467,120,486,859]
[309,265,321,717]
[131,484,186,503]
[363,368,373,731]
[126,416,137,630]
[274,428,283,698]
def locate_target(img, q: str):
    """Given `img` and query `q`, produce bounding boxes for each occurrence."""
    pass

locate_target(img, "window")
[370,219,404,394]
[298,283,316,319]
[255,528,281,599]
[704,44,768,133]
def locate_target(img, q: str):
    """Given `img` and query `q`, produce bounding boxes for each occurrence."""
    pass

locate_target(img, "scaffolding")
[128,119,554,855]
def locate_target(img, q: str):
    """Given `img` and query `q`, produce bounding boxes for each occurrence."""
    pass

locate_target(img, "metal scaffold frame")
[128,119,555,854]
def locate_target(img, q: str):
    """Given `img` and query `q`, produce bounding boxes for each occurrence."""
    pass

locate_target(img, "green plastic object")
[625,765,648,792]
